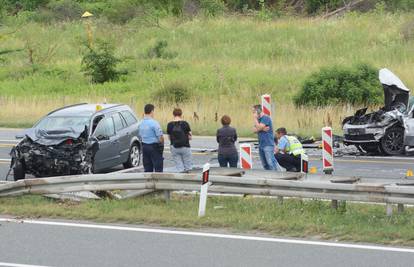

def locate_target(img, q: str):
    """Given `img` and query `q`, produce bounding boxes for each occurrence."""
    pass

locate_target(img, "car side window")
[93,117,115,138]
[121,111,137,126]
[112,113,125,131]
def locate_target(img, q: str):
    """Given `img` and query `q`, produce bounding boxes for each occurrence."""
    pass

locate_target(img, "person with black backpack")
[167,108,192,172]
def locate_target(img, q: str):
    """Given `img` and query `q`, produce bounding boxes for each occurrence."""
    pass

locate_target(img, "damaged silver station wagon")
[9,103,141,181]
[342,68,414,155]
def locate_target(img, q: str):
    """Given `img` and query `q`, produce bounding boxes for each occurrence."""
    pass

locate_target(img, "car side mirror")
[15,134,24,139]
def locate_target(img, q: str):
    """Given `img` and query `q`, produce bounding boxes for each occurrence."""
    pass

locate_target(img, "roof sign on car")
[96,104,103,111]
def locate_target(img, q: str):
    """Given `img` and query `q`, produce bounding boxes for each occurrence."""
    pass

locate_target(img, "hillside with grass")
[1,0,414,136]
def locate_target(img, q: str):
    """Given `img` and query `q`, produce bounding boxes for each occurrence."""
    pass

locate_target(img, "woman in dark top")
[216,115,238,168]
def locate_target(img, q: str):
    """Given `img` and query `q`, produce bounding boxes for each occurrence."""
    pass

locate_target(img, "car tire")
[380,127,405,156]
[123,143,141,169]
[13,161,25,181]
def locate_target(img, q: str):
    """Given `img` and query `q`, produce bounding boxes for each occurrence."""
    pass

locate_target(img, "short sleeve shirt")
[278,135,289,151]
[138,117,163,144]
[257,115,275,148]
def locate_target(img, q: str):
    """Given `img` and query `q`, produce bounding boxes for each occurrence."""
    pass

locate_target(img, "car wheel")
[13,161,25,181]
[380,127,405,155]
[123,143,141,169]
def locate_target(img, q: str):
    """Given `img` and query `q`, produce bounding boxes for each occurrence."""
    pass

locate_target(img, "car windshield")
[36,116,90,132]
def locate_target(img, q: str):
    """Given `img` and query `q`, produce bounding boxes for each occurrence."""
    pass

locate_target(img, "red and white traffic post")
[322,126,334,175]
[240,144,252,169]
[261,94,271,117]
[198,163,210,217]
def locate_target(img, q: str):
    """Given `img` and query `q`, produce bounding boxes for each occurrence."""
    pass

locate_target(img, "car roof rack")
[47,103,89,116]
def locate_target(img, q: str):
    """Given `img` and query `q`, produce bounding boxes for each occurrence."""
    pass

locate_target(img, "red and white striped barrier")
[261,94,271,116]
[240,144,252,169]
[322,126,334,174]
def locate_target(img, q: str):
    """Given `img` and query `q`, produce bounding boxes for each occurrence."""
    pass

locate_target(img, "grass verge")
[1,194,414,246]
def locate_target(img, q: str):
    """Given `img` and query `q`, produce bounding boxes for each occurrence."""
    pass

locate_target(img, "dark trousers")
[275,153,301,172]
[142,143,163,172]
[218,154,238,168]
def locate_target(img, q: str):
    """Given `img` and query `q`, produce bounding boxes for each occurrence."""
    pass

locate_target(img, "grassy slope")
[0,13,413,135]
[1,194,414,246]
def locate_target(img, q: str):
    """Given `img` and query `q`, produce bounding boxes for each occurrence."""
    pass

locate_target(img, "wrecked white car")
[342,68,412,155]
[9,103,141,181]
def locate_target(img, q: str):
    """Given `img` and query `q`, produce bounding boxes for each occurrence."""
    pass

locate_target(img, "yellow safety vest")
[286,135,305,156]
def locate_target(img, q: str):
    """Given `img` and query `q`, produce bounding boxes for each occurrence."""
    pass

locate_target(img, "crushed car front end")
[342,68,410,155]
[10,127,99,180]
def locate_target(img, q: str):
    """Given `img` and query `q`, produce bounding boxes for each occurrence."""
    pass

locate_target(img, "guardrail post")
[164,190,171,202]
[331,199,338,210]
[277,196,283,204]
[386,203,393,216]
[398,204,404,213]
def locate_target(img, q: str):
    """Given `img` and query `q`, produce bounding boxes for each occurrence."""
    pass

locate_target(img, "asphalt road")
[1,128,414,181]
[1,218,414,267]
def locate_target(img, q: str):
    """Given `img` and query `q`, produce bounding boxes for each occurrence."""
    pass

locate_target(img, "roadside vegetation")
[1,194,414,246]
[0,1,414,135]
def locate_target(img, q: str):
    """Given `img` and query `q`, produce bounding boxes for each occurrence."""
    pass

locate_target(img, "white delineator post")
[322,127,334,175]
[261,94,271,117]
[198,163,210,217]
[240,144,252,169]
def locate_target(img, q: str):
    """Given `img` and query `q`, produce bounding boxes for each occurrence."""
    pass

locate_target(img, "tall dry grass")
[0,96,356,137]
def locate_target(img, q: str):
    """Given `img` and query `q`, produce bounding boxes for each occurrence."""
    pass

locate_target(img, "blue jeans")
[218,154,239,168]
[259,146,280,171]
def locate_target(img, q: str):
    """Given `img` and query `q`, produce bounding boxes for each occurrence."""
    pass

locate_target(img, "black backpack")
[171,121,187,147]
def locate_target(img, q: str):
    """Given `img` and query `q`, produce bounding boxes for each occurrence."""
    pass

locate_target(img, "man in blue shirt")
[252,105,280,171]
[138,104,164,172]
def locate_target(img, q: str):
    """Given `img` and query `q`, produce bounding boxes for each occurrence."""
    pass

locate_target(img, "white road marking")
[0,140,17,142]
[0,263,52,267]
[0,159,11,162]
[1,218,414,254]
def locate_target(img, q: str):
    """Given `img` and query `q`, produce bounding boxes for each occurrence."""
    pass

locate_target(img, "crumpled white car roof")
[379,68,410,92]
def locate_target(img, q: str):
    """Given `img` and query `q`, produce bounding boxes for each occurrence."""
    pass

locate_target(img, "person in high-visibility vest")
[274,127,305,172]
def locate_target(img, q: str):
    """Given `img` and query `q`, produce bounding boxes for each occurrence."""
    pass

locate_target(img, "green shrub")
[146,40,178,59]
[103,0,143,24]
[4,0,49,12]
[46,0,82,21]
[81,40,124,84]
[305,0,342,14]
[294,64,382,107]
[153,81,192,104]
[384,0,414,11]
[200,0,226,16]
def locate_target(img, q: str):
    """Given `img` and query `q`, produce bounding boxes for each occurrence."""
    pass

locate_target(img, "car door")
[121,109,139,139]
[112,112,130,163]
[92,116,121,171]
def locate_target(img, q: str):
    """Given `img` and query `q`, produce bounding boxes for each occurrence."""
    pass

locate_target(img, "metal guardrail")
[1,172,414,215]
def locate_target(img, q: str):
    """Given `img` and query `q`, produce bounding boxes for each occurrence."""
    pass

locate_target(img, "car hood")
[24,127,88,146]
[379,68,410,111]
